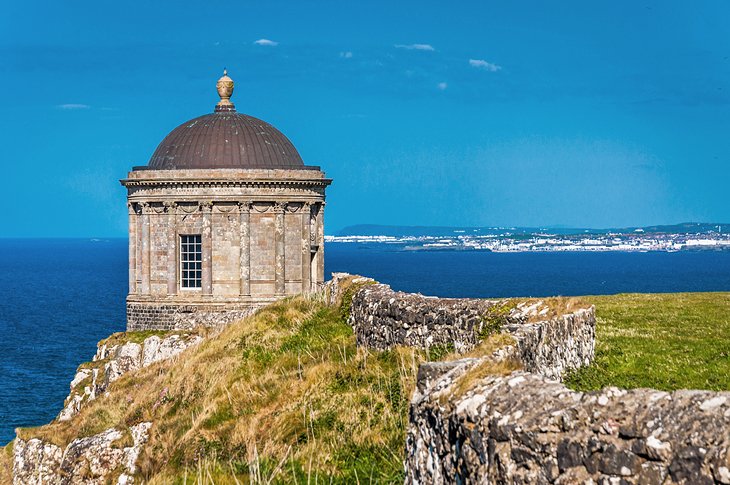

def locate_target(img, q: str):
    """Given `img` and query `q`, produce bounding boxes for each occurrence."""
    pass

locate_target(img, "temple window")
[180,234,202,289]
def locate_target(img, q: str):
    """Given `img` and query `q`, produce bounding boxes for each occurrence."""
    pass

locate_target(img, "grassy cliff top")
[4,291,730,484]
[566,292,730,391]
[15,295,442,483]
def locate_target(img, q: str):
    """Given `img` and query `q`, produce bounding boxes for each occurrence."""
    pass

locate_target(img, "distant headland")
[329,222,730,252]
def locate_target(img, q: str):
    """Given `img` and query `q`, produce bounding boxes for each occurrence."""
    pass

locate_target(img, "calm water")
[2,239,730,444]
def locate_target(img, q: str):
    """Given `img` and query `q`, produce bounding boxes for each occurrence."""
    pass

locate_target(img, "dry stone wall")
[346,278,596,380]
[406,370,730,484]
[349,283,497,352]
[336,273,730,483]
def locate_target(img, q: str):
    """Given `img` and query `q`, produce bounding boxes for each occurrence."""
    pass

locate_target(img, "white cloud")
[395,43,435,51]
[254,39,278,46]
[437,82,448,90]
[57,104,90,110]
[339,51,353,59]
[469,59,501,72]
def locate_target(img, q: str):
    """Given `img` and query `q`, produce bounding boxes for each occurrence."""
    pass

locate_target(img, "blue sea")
[2,239,730,444]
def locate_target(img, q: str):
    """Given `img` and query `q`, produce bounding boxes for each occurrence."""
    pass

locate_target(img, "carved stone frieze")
[140,202,153,215]
[199,200,214,213]
[151,204,167,215]
[177,203,199,214]
[213,202,237,214]
[285,202,304,213]
[237,200,252,213]
[162,201,177,213]
[126,184,325,200]
[252,202,273,213]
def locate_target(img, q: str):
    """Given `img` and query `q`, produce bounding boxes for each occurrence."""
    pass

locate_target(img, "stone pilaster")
[127,202,137,294]
[140,202,152,295]
[316,203,325,286]
[164,201,178,295]
[201,201,213,296]
[239,201,251,296]
[301,202,312,293]
[274,202,286,296]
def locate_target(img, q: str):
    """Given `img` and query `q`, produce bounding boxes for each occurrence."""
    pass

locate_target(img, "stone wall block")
[406,371,730,484]
[346,279,596,379]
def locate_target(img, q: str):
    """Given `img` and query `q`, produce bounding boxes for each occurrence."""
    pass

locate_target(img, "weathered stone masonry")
[122,180,328,331]
[347,279,596,380]
[406,371,730,484]
[121,70,331,331]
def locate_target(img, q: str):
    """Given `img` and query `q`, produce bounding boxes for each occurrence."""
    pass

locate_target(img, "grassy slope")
[4,292,729,483]
[15,295,441,484]
[566,292,730,391]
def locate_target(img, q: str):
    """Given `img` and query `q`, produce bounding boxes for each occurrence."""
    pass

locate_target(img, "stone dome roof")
[147,112,305,170]
[146,70,305,170]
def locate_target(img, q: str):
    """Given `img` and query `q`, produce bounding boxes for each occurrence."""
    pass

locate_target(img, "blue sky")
[1,1,729,236]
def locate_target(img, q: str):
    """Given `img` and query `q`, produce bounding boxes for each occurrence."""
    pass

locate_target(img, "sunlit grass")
[16,291,432,483]
[9,289,728,482]
[565,292,730,391]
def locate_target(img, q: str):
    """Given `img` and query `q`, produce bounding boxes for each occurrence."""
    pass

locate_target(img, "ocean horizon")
[2,238,730,444]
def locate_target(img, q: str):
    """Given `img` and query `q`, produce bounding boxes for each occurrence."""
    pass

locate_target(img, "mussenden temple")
[121,71,331,330]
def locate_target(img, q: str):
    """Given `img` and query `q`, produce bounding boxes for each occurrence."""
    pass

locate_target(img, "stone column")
[301,202,311,294]
[140,202,151,295]
[201,201,213,296]
[165,201,177,296]
[274,202,286,296]
[239,201,251,296]
[127,202,137,295]
[316,202,325,286]
[135,204,143,294]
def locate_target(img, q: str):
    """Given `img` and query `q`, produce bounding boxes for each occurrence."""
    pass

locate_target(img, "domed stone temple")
[121,71,331,330]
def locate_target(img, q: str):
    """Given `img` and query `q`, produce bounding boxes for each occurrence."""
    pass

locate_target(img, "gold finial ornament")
[216,69,235,110]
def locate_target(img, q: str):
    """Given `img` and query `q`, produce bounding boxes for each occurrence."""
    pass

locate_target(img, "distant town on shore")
[327,222,730,252]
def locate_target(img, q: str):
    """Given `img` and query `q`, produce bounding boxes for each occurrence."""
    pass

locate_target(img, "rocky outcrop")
[13,422,152,485]
[406,371,730,484]
[58,333,203,421]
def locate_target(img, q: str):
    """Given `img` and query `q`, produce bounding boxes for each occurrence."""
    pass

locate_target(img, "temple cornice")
[120,178,332,188]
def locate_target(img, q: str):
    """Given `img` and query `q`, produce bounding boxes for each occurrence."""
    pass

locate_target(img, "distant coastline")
[328,222,730,252]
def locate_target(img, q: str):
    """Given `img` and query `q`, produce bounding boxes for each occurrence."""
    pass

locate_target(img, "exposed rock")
[348,282,498,352]
[105,342,143,385]
[13,422,152,485]
[416,358,480,393]
[58,333,203,421]
[12,439,63,485]
[141,334,200,366]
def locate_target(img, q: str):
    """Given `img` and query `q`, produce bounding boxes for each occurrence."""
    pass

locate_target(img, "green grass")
[101,328,207,346]
[565,292,730,392]
[17,293,435,484]
[9,290,730,483]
